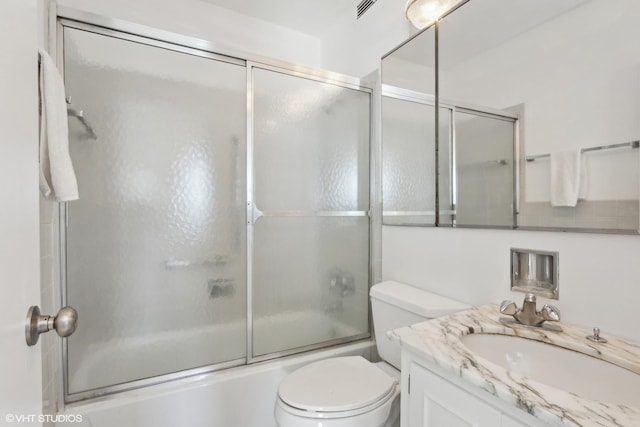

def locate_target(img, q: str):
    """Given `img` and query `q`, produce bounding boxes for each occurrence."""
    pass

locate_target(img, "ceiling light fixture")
[405,0,463,29]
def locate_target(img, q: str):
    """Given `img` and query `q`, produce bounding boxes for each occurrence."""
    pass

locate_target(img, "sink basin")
[461,333,640,407]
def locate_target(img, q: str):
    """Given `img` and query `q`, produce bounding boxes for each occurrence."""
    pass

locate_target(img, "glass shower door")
[63,27,247,395]
[382,95,438,226]
[251,68,371,358]
[454,111,516,227]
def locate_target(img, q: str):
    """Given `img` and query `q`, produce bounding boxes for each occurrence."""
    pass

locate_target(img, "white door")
[0,0,43,424]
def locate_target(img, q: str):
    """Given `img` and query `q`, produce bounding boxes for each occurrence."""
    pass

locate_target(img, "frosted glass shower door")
[63,27,247,394]
[382,94,453,226]
[454,112,516,227]
[382,96,445,226]
[252,68,371,358]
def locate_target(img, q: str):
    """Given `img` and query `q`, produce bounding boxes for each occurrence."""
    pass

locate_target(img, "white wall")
[320,0,416,77]
[57,0,322,69]
[383,226,640,341]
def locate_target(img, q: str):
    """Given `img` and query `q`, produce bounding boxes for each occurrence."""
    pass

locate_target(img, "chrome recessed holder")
[25,305,78,346]
[510,248,559,299]
[500,249,561,330]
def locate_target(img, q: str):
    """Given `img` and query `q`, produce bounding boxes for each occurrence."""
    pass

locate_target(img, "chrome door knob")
[25,305,78,346]
[54,306,79,337]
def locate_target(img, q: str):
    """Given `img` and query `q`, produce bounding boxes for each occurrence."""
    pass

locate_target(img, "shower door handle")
[25,305,78,346]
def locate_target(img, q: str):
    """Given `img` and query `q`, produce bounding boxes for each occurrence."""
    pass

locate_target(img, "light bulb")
[405,0,463,29]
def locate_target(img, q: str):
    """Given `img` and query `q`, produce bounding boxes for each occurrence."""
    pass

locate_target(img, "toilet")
[274,280,470,427]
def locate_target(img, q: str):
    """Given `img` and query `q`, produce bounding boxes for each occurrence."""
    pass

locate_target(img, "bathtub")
[61,314,373,427]
[69,310,366,393]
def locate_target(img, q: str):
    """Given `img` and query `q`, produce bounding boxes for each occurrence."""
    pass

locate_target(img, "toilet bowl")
[275,356,400,427]
[274,281,470,426]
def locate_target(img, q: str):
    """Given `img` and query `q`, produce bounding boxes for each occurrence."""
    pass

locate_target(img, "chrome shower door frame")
[54,7,376,403]
[380,86,441,222]
[446,104,518,229]
[380,84,518,227]
[245,61,373,364]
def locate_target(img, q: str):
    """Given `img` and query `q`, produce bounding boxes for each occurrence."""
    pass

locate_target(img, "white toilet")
[274,280,470,427]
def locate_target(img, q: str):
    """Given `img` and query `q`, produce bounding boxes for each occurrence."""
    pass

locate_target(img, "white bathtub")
[69,310,366,393]
[62,336,373,427]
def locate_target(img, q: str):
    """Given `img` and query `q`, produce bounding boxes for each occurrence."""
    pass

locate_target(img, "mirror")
[382,27,439,226]
[382,0,640,234]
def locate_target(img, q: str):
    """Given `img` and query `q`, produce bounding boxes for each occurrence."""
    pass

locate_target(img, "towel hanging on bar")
[38,49,79,202]
[550,150,588,207]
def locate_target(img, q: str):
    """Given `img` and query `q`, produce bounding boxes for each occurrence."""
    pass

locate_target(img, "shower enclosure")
[60,19,371,401]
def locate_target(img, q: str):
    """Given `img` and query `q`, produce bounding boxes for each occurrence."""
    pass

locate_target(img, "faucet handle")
[540,304,561,322]
[500,300,518,316]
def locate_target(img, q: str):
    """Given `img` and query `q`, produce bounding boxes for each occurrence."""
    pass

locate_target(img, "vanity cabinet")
[394,304,640,426]
[408,362,501,426]
[403,360,539,427]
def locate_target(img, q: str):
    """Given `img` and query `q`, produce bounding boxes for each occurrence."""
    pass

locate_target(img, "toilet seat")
[277,356,397,419]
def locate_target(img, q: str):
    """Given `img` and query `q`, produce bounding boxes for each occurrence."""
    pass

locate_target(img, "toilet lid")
[278,356,396,413]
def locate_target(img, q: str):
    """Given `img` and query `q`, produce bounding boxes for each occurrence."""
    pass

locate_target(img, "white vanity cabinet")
[402,355,542,427]
[407,362,501,426]
[393,305,640,426]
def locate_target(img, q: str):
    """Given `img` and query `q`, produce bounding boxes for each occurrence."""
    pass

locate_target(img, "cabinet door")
[409,363,502,427]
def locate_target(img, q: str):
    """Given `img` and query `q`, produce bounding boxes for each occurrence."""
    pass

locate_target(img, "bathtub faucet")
[328,270,355,297]
[499,293,560,328]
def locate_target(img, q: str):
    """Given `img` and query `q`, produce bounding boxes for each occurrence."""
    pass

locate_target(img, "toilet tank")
[370,281,470,369]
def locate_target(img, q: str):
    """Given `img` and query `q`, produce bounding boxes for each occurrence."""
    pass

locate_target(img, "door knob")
[25,305,78,346]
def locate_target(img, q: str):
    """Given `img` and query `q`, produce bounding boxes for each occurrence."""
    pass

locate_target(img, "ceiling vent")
[357,0,378,19]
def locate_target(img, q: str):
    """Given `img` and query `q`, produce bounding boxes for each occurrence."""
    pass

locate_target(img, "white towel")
[578,154,588,200]
[550,150,587,207]
[38,49,79,202]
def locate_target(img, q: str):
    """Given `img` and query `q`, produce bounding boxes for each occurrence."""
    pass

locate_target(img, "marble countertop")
[389,304,640,426]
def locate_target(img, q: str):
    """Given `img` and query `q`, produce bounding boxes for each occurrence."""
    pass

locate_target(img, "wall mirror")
[382,0,640,234]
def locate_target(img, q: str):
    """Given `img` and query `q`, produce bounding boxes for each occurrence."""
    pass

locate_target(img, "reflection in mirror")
[382,0,640,234]
[381,26,437,225]
[381,26,434,94]
[451,110,516,228]
[382,95,437,226]
[439,0,640,233]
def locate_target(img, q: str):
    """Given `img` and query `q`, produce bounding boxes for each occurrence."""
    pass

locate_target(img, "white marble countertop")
[389,304,640,426]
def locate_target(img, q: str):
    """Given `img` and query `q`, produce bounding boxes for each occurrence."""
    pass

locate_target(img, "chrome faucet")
[500,293,561,328]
